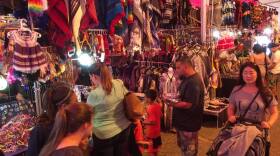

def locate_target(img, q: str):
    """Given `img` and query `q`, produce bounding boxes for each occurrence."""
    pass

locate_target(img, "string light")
[264,27,273,36]
[213,29,220,39]
[78,53,94,66]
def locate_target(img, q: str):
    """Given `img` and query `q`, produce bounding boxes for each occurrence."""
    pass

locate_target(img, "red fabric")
[47,0,72,49]
[47,0,99,50]
[134,120,144,142]
[145,103,162,138]
[109,13,125,35]
[216,37,235,51]
[103,35,111,65]
[80,0,99,30]
[190,0,200,8]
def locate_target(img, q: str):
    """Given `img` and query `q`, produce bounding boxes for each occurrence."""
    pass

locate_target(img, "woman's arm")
[267,105,279,127]
[227,104,237,123]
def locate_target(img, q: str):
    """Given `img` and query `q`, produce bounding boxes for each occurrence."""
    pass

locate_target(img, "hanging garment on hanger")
[241,1,252,28]
[212,0,222,27]
[161,0,175,24]
[216,36,234,51]
[9,30,47,74]
[106,0,125,34]
[222,0,236,25]
[189,0,200,8]
[272,12,279,32]
[251,4,263,28]
[47,0,98,50]
[162,70,177,96]
[103,34,111,65]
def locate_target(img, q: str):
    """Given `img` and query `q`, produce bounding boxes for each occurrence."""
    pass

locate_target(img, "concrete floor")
[154,116,280,156]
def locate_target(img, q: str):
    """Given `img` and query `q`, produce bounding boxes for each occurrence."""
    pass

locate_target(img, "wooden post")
[201,0,209,43]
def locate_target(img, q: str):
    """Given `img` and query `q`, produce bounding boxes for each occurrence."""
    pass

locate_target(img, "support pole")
[201,0,209,43]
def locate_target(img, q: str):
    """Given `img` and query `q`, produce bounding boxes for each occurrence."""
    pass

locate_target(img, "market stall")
[0,0,279,155]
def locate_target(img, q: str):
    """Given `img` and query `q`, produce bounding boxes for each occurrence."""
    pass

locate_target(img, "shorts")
[147,136,162,153]
[176,130,198,156]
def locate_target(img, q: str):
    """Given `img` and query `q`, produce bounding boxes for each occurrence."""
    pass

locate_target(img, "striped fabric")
[10,30,46,73]
[69,0,81,24]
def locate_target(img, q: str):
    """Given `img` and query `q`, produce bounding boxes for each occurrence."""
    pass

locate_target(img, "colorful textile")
[106,0,125,34]
[161,0,175,24]
[28,0,48,16]
[189,0,200,8]
[242,1,252,28]
[10,30,46,73]
[126,0,134,24]
[222,0,236,25]
[47,0,72,49]
[47,0,98,50]
[217,37,234,51]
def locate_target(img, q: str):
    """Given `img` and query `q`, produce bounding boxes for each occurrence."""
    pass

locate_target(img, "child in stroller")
[208,62,278,156]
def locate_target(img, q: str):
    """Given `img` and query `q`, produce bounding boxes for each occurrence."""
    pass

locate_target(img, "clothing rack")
[158,27,200,33]
[88,29,108,35]
[134,60,170,65]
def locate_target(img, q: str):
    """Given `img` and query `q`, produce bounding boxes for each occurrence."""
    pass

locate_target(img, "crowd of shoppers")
[23,41,280,156]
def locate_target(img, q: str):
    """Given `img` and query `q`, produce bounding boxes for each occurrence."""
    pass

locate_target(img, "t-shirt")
[27,123,53,156]
[271,50,280,74]
[87,79,131,139]
[51,146,83,156]
[229,86,278,123]
[146,103,162,138]
[173,73,204,132]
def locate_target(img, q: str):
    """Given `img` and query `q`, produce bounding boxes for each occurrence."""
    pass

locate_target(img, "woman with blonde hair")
[87,63,133,156]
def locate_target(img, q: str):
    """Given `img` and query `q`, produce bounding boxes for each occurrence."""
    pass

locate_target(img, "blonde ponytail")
[100,64,113,94]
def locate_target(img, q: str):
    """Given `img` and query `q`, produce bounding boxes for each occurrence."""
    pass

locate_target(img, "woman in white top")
[249,44,270,80]
[250,44,270,80]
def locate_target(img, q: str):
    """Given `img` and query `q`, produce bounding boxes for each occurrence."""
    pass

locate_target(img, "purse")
[120,81,144,121]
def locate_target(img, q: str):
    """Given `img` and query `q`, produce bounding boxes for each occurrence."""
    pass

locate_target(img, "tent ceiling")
[260,0,280,8]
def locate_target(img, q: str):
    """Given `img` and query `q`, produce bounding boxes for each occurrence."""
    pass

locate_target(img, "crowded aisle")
[0,0,280,156]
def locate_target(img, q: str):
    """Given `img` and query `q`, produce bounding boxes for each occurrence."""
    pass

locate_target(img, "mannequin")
[162,67,177,97]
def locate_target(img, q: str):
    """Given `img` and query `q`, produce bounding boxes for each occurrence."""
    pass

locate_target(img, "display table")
[204,105,228,128]
[4,148,27,156]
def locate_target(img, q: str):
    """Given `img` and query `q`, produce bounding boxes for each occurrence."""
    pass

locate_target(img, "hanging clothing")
[161,0,175,24]
[251,4,263,28]
[162,72,177,96]
[216,36,234,51]
[106,0,125,34]
[222,0,236,25]
[47,0,98,50]
[10,30,46,74]
[209,0,222,27]
[242,1,251,28]
[189,0,200,8]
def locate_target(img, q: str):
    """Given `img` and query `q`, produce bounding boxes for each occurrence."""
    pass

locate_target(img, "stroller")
[207,121,270,156]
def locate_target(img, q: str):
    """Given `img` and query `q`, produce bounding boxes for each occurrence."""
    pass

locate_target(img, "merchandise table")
[203,104,228,128]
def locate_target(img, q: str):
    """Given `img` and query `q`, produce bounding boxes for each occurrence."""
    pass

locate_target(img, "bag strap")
[239,90,260,121]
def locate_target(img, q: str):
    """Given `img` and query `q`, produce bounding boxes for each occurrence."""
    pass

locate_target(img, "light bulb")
[0,75,8,90]
[78,53,94,66]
